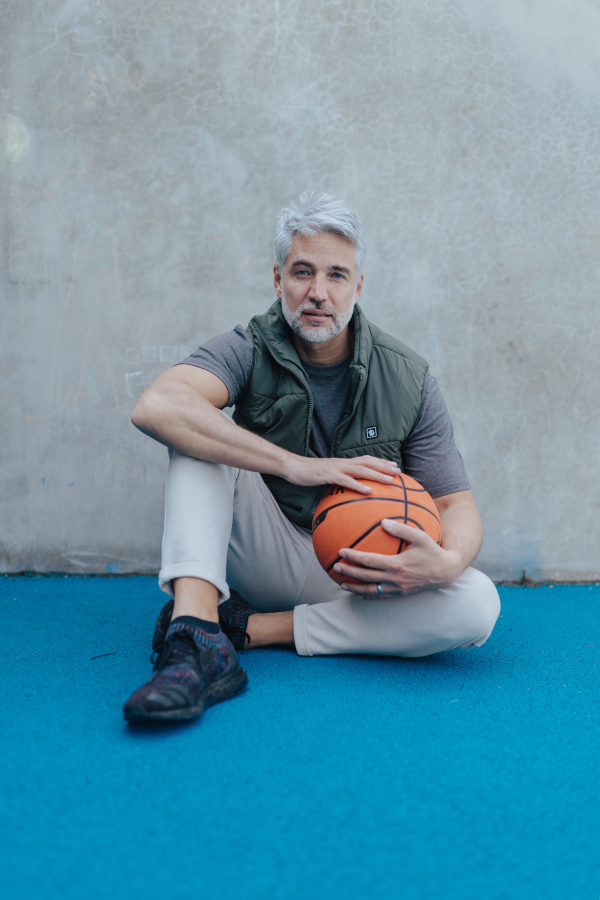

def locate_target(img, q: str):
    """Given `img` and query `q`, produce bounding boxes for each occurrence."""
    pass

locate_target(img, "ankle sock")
[166,618,230,653]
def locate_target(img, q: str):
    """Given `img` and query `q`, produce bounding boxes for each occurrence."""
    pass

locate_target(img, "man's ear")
[273,264,282,298]
[355,272,364,301]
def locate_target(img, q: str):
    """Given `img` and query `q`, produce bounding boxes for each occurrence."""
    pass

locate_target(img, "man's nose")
[308,274,329,303]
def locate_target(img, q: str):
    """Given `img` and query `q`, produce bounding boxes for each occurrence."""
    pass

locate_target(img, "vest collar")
[252,299,372,381]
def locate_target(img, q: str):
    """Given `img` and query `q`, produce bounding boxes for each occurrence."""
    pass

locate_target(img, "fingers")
[334,462,399,491]
[358,456,398,472]
[288,455,399,491]
[337,546,401,570]
[336,525,432,572]
[381,520,431,544]
[334,561,389,582]
[332,466,395,494]
[338,550,387,571]
[352,466,395,485]
[341,582,398,598]
[334,474,373,494]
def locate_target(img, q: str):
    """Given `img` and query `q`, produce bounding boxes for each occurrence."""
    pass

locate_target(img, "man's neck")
[291,326,353,367]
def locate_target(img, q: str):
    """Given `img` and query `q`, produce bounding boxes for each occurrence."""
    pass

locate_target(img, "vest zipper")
[330,370,364,456]
[252,324,314,457]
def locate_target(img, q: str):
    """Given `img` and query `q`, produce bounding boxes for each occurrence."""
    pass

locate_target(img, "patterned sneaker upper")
[124,621,237,716]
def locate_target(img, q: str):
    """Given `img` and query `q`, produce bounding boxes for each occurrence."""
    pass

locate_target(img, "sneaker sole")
[123,665,248,723]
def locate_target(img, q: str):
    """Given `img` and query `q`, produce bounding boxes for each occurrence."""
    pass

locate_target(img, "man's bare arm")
[131,365,399,494]
[333,489,483,595]
[434,489,483,574]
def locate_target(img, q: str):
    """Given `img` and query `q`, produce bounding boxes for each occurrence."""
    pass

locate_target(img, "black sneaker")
[152,591,258,653]
[124,622,248,723]
[218,593,259,651]
[152,598,175,652]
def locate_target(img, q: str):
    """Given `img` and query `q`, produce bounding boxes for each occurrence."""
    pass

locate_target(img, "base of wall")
[3,569,600,585]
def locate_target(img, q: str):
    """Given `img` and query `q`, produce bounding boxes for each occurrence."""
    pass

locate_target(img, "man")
[123,193,500,723]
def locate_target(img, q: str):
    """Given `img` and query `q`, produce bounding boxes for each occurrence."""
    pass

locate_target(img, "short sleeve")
[176,325,254,406]
[401,375,471,498]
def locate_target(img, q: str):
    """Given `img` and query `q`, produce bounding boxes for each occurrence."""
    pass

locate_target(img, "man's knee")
[456,567,501,646]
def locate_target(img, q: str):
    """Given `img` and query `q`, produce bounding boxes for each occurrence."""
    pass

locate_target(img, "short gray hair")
[274,192,367,283]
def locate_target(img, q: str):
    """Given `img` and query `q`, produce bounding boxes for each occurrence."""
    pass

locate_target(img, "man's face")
[274,232,363,344]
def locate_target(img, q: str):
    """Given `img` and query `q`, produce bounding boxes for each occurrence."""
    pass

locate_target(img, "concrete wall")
[1,0,599,580]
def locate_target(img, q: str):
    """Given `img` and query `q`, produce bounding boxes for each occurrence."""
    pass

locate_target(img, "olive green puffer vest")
[233,300,429,529]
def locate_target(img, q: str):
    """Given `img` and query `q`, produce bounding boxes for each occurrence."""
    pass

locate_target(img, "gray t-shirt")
[302,354,352,458]
[178,325,470,498]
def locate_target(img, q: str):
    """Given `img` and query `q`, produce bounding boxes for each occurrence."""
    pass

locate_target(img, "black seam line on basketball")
[319,483,427,510]
[325,517,430,573]
[315,498,438,518]
[323,482,427,499]
[316,483,427,520]
[313,497,440,530]
[381,481,427,493]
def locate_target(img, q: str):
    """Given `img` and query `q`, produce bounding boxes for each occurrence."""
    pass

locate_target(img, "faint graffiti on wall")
[124,346,192,398]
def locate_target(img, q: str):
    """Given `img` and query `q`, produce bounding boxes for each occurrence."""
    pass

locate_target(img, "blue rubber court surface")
[1,576,599,900]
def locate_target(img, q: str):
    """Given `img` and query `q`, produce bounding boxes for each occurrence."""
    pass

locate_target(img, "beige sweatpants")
[159,450,501,657]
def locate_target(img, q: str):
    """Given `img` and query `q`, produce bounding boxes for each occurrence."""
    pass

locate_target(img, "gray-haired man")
[123,193,500,723]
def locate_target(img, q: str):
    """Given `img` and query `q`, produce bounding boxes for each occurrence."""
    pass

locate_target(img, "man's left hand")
[333,519,463,597]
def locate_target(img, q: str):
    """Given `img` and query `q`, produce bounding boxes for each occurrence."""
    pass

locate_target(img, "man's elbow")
[131,391,156,433]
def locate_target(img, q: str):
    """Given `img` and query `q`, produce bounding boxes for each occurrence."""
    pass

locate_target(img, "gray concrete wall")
[1,0,599,580]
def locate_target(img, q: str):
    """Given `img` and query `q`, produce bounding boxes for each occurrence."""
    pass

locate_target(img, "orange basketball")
[312,471,442,585]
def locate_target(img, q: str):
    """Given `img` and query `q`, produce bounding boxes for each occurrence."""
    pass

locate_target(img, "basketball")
[312,471,442,585]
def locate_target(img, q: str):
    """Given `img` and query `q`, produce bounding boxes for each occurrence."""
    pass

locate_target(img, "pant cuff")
[158,564,230,600]
[293,604,312,656]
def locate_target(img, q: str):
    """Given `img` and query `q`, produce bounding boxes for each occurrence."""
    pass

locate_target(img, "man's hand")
[283,455,400,494]
[333,490,483,596]
[333,520,462,596]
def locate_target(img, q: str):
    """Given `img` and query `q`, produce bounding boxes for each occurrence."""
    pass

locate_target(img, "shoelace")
[150,631,200,670]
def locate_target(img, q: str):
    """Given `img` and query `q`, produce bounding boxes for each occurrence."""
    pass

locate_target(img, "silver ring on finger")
[376,583,384,596]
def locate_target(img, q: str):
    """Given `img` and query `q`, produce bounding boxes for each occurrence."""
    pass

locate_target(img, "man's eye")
[296,269,309,276]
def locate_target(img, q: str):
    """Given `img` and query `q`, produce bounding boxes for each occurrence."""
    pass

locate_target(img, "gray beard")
[280,290,355,343]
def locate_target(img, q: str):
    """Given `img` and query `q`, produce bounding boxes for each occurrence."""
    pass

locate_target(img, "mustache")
[294,301,337,320]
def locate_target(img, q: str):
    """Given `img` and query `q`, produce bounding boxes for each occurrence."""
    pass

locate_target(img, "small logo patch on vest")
[365,426,378,440]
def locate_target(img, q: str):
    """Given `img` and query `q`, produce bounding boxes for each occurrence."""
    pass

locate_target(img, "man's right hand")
[282,455,399,494]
